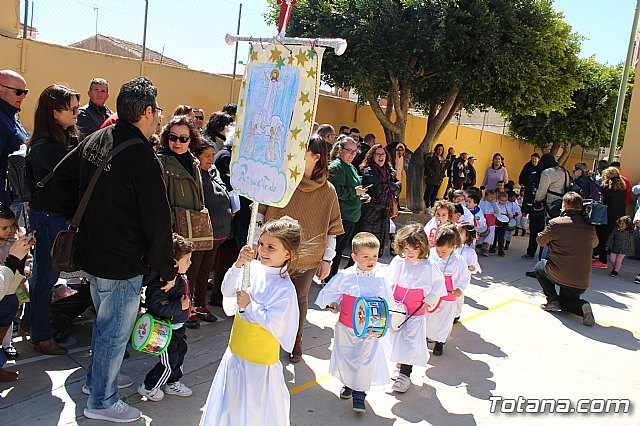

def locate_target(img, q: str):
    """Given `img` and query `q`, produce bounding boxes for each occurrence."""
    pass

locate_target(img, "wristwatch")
[322,259,332,265]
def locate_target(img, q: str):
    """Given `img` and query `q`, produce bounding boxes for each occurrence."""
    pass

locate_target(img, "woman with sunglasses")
[24,84,80,355]
[157,115,206,328]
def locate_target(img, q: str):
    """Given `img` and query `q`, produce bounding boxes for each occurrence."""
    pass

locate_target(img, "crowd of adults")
[0,68,639,422]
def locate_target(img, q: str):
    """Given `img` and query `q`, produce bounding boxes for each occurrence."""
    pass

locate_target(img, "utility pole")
[23,0,29,39]
[141,0,149,63]
[230,3,243,102]
[609,0,640,162]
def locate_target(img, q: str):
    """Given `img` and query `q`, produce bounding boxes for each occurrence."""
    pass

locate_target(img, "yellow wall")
[2,34,540,202]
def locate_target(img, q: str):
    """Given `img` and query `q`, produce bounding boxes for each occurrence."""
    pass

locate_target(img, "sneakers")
[185,314,200,329]
[84,400,141,423]
[498,250,506,257]
[137,383,165,401]
[352,392,366,413]
[164,381,193,397]
[591,259,608,269]
[525,271,536,278]
[610,270,618,277]
[581,303,595,326]
[540,301,562,312]
[339,386,352,399]
[391,373,411,393]
[481,250,489,257]
[433,342,444,356]
[2,346,18,360]
[194,305,217,323]
[521,253,534,259]
[83,373,134,395]
[635,274,640,284]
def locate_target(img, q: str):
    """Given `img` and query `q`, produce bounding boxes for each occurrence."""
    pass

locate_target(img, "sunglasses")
[194,116,204,120]
[168,134,190,143]
[60,106,80,115]
[1,84,28,96]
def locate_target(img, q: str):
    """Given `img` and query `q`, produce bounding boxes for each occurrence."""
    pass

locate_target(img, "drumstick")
[396,302,425,329]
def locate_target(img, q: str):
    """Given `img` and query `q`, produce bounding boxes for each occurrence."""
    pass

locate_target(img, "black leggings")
[400,363,413,377]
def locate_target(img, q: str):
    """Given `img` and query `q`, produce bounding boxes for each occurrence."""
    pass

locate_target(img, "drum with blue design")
[352,297,389,338]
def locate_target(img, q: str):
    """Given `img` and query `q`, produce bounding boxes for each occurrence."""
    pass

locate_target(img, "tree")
[508,59,634,166]
[272,0,581,210]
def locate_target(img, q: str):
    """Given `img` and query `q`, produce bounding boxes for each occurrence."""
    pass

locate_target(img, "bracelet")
[322,259,332,265]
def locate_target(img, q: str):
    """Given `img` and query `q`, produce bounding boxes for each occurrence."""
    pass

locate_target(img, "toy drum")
[496,214,509,228]
[353,297,389,338]
[389,302,408,332]
[131,313,173,355]
[506,217,518,231]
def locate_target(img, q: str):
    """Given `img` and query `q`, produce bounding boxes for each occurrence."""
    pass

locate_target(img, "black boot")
[504,241,510,250]
[433,342,444,356]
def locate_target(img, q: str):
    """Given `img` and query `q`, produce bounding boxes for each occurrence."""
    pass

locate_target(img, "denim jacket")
[0,99,28,205]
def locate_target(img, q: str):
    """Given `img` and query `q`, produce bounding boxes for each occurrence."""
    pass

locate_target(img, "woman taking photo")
[481,153,508,191]
[258,135,343,362]
[356,144,401,255]
[25,84,80,355]
[157,115,206,328]
[328,137,370,279]
[423,143,445,212]
[593,167,627,268]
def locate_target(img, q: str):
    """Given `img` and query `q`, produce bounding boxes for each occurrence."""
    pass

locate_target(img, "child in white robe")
[315,232,394,413]
[478,189,499,256]
[386,224,446,393]
[424,200,455,248]
[200,219,301,426]
[454,223,482,323]
[426,225,470,356]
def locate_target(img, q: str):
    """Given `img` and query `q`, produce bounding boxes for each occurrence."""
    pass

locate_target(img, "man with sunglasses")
[77,78,113,140]
[0,70,29,207]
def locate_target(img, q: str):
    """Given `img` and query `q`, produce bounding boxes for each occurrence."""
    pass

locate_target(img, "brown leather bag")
[389,197,399,218]
[174,207,214,251]
[51,140,138,272]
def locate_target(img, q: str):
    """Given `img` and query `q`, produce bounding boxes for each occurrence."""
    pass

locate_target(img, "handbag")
[389,197,399,218]
[583,200,608,225]
[51,139,138,272]
[174,206,214,251]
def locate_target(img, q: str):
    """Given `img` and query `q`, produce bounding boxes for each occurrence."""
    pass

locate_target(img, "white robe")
[425,252,470,343]
[200,261,299,426]
[315,265,393,391]
[455,245,482,316]
[385,256,447,367]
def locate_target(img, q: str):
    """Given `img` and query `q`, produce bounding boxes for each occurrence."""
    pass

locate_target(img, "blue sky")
[21,0,636,72]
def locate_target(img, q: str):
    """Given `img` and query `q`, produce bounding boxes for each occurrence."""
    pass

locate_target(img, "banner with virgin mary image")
[230,44,325,207]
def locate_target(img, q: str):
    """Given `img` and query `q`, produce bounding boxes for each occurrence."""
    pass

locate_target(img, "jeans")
[534,260,587,316]
[0,295,18,368]
[329,219,357,278]
[83,273,143,409]
[595,223,615,264]
[526,209,545,258]
[27,208,68,342]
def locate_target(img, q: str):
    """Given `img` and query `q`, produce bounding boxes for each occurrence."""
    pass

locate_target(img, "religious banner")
[230,44,325,207]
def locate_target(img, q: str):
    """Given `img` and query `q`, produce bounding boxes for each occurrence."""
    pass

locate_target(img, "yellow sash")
[229,313,280,365]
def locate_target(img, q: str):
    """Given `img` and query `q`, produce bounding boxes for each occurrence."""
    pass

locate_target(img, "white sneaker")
[634,274,640,284]
[391,373,411,393]
[164,381,193,397]
[82,374,135,395]
[84,400,141,423]
[137,383,165,401]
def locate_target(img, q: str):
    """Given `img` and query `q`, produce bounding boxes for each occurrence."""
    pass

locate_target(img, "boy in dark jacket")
[138,234,194,402]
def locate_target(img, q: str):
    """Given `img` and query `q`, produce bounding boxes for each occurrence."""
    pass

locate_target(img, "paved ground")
[1,234,639,426]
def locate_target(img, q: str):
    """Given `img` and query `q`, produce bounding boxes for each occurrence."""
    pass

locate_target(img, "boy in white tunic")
[315,232,394,413]
[200,219,301,426]
[426,225,471,356]
[386,224,447,393]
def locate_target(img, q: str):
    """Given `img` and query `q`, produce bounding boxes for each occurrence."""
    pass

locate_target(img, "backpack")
[570,176,602,203]
[7,146,28,202]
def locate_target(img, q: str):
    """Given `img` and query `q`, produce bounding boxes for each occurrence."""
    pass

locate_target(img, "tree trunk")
[549,141,562,158]
[558,143,574,167]
[405,87,461,210]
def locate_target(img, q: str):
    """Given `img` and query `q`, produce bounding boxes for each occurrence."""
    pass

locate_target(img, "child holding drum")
[315,232,393,413]
[200,219,301,426]
[386,224,446,393]
[138,233,194,402]
[454,223,481,324]
[425,225,471,356]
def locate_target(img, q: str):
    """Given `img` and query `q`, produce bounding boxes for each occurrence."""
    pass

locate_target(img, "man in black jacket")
[56,77,175,423]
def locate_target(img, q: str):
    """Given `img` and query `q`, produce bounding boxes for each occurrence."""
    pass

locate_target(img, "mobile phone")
[26,229,35,242]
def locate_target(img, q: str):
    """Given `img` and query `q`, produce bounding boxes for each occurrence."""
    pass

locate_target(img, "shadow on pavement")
[391,383,476,425]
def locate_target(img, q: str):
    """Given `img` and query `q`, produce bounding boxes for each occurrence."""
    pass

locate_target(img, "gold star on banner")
[299,141,307,150]
[289,166,301,180]
[290,127,302,140]
[235,128,241,139]
[250,50,258,62]
[242,80,247,89]
[275,57,285,70]
[239,99,244,107]
[306,49,316,59]
[295,49,309,66]
[304,109,313,123]
[269,47,283,63]
[287,153,295,162]
[299,91,310,106]
[306,67,316,79]
[287,55,295,65]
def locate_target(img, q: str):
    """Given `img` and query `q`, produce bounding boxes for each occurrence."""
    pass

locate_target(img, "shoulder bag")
[173,165,214,251]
